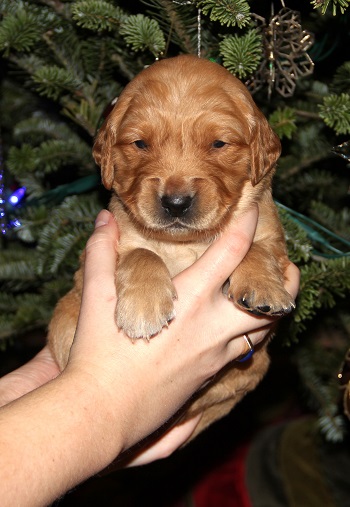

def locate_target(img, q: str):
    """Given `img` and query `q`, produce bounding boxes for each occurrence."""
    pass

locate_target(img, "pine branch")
[119,13,166,57]
[311,0,350,15]
[278,152,331,180]
[15,205,49,243]
[7,139,92,179]
[142,0,198,55]
[309,201,350,241]
[13,115,78,144]
[0,7,42,56]
[219,29,262,79]
[32,65,84,101]
[331,61,350,94]
[71,0,123,31]
[319,93,350,135]
[269,107,298,140]
[197,0,251,28]
[0,292,52,337]
[277,123,333,180]
[36,195,99,276]
[278,209,313,264]
[294,258,350,334]
[0,251,38,285]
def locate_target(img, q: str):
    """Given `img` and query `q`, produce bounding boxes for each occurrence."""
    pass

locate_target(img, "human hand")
[65,207,299,458]
[127,263,299,466]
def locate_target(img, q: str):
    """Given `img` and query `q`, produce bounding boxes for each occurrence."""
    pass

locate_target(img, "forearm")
[0,346,60,407]
[0,371,123,507]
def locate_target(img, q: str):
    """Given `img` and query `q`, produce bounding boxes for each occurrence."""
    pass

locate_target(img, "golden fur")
[48,55,294,437]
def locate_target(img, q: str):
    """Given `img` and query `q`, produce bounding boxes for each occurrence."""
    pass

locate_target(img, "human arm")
[0,208,299,506]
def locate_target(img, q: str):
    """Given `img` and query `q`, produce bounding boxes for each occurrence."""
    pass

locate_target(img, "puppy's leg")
[227,241,295,316]
[116,248,177,339]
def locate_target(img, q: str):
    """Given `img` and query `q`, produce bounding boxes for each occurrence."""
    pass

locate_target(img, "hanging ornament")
[246,2,315,99]
[172,1,202,57]
[332,140,350,161]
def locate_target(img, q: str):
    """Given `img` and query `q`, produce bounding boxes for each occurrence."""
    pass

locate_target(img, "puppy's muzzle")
[161,194,193,218]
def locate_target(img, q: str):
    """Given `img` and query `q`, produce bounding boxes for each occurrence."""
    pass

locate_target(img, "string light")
[0,133,6,235]
[8,186,26,206]
[0,132,24,234]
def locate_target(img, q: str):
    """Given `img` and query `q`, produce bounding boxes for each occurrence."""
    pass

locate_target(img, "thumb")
[177,206,258,293]
[82,210,119,308]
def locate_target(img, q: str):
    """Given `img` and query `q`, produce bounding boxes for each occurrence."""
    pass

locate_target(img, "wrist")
[59,367,126,463]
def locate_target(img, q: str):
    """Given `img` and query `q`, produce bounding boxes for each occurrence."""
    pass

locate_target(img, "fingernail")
[95,210,111,228]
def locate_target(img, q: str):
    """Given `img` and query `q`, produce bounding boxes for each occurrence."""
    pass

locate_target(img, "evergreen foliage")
[219,29,262,79]
[198,0,251,28]
[0,0,350,442]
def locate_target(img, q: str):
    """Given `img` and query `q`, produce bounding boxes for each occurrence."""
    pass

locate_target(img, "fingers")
[177,206,258,292]
[126,415,202,466]
[82,210,119,306]
[284,262,300,300]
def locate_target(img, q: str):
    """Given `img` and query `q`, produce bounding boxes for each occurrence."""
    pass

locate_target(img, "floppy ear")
[93,120,116,190]
[249,109,281,186]
[93,92,134,190]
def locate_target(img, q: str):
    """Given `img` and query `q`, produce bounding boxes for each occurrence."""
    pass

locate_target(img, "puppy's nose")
[161,194,193,217]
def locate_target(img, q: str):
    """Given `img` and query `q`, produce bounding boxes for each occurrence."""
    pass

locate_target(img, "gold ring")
[236,334,254,363]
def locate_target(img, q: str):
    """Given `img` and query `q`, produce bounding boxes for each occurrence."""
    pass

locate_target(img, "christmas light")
[0,140,5,235]
[8,218,22,229]
[8,186,26,206]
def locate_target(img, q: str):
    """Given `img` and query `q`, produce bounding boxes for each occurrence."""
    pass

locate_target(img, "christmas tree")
[0,0,350,449]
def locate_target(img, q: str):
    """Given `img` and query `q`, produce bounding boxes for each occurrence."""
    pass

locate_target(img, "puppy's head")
[93,55,281,240]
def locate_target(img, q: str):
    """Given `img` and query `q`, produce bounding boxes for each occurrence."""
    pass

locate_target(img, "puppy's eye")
[212,140,227,148]
[134,140,148,149]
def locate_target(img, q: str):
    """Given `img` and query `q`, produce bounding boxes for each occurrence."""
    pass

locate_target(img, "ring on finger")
[235,334,254,363]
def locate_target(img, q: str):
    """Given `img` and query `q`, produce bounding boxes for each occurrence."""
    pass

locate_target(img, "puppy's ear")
[249,110,281,186]
[93,121,116,190]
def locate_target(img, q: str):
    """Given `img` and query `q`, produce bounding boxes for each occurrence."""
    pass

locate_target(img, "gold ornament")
[246,5,315,98]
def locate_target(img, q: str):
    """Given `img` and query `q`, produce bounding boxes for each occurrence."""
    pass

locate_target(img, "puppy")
[48,55,295,437]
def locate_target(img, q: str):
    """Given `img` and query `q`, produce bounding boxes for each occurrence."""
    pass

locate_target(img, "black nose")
[161,194,193,217]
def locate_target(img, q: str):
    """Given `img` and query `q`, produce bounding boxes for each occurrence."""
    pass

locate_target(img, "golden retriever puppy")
[48,55,295,437]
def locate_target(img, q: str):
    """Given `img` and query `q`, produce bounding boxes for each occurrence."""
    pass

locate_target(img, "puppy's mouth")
[138,193,208,236]
[159,218,194,231]
[153,215,198,234]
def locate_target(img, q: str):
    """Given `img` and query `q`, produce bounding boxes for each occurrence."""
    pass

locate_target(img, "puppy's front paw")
[116,280,177,339]
[115,249,177,340]
[228,277,295,317]
[234,286,295,316]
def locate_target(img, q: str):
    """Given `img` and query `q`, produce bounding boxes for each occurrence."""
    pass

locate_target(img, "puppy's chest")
[118,232,208,278]
[157,243,207,277]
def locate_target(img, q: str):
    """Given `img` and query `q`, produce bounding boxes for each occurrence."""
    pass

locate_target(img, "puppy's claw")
[234,293,295,317]
[238,296,250,309]
[256,304,271,314]
[116,303,176,341]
